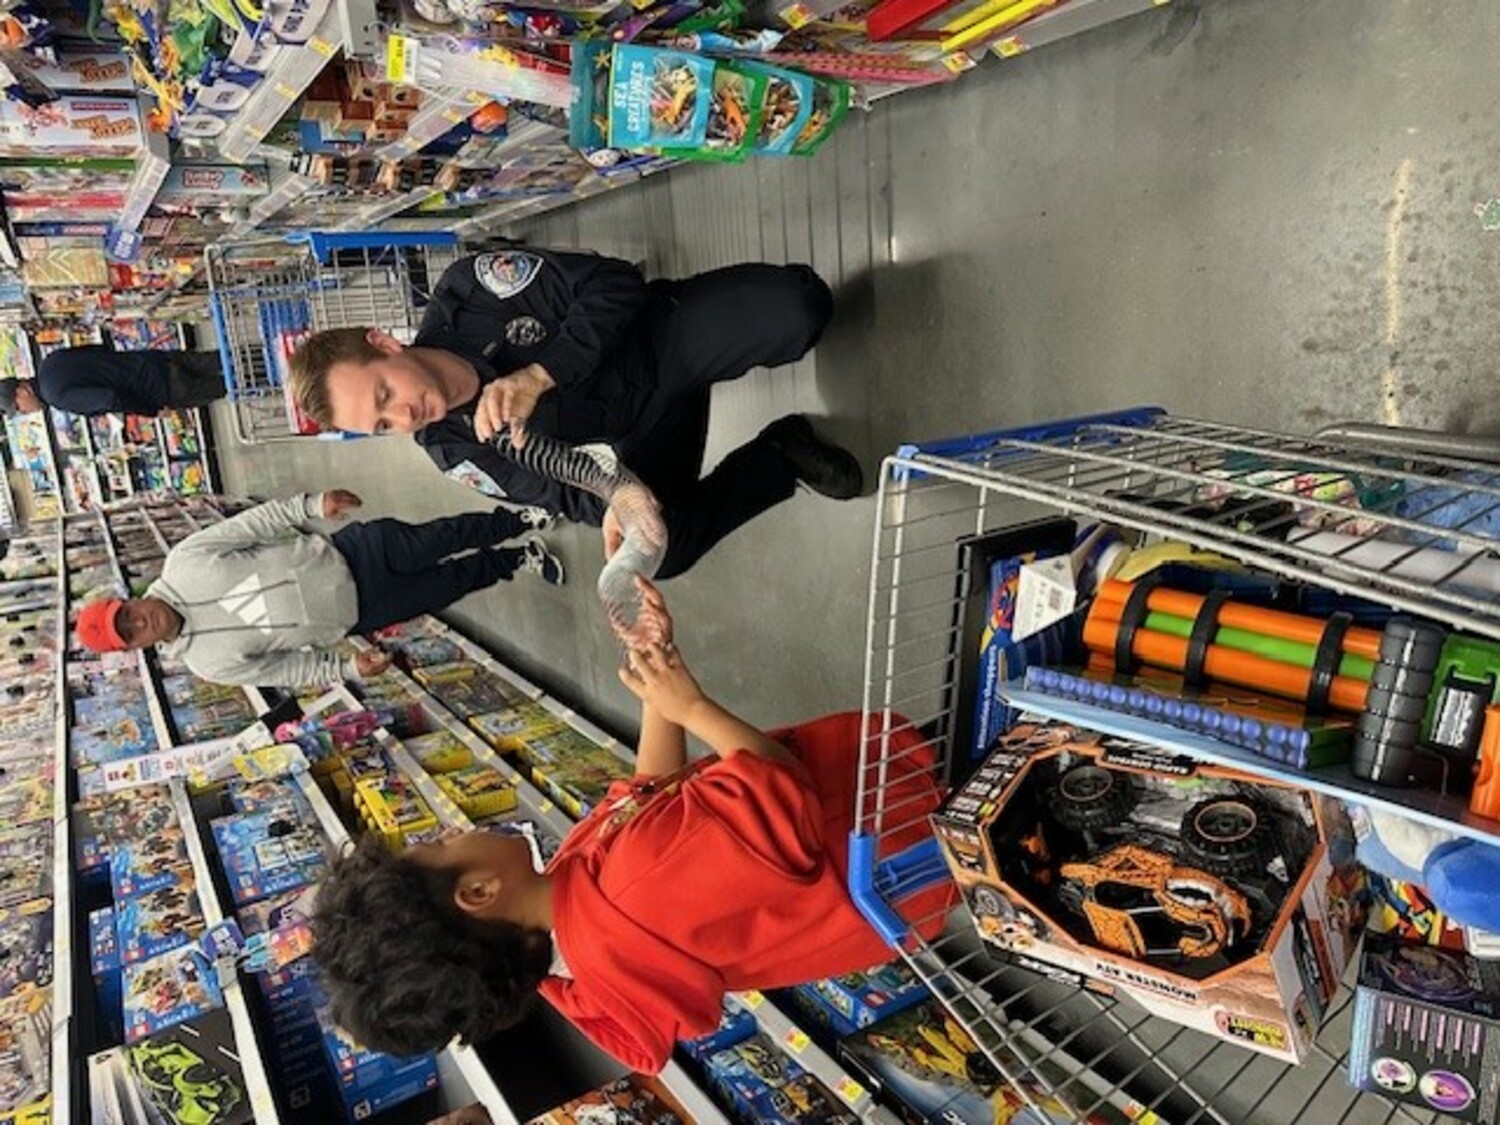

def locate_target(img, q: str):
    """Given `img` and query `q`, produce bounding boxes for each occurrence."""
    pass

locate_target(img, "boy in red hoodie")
[312,583,950,1072]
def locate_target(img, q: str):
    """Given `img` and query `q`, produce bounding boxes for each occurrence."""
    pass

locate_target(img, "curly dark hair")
[311,834,551,1057]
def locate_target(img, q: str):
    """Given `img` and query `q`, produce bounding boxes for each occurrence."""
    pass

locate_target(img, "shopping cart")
[205,231,464,445]
[850,408,1500,1124]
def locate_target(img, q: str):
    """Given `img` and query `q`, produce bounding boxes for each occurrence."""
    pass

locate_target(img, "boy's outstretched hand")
[619,643,704,726]
[322,489,363,519]
[633,577,673,647]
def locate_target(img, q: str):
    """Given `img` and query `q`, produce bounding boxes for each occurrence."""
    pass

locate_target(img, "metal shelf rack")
[48,518,72,1125]
[851,408,1496,1123]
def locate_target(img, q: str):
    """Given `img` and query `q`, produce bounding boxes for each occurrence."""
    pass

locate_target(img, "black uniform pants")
[619,263,834,578]
[330,508,530,633]
[162,350,229,408]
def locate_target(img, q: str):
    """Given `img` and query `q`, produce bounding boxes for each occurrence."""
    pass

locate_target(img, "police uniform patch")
[474,251,543,300]
[504,315,548,347]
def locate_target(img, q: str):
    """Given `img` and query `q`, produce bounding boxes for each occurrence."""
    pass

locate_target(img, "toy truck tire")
[1179,797,1275,876]
[1050,763,1139,831]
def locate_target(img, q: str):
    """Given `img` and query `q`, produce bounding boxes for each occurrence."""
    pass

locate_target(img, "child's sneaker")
[520,536,565,586]
[515,506,557,532]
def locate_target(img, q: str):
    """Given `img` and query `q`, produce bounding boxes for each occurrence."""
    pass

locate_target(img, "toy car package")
[123,945,224,1043]
[116,880,206,965]
[608,44,717,152]
[126,1008,254,1125]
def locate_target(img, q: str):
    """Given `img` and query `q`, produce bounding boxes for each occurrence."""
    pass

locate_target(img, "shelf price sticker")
[387,34,421,84]
[834,1077,867,1107]
[274,82,298,101]
[781,1027,811,1054]
[992,37,1027,57]
[309,36,336,57]
[740,990,766,1010]
[779,2,816,27]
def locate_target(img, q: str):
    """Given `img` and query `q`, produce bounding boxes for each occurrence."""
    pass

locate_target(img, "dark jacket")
[36,345,174,417]
[413,248,658,522]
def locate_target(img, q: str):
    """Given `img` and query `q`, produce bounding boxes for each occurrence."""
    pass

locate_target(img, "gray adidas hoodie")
[148,493,361,687]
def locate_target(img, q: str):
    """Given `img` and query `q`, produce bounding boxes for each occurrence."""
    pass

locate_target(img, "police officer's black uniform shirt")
[413,248,655,522]
[36,345,171,416]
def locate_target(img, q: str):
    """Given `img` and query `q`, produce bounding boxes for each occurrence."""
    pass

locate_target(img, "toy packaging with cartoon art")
[527,1073,691,1124]
[115,879,206,965]
[211,811,328,908]
[1349,932,1500,1122]
[740,61,815,156]
[608,44,717,152]
[931,717,1367,1063]
[790,75,850,155]
[0,901,51,1001]
[0,822,53,908]
[0,991,51,1120]
[126,1008,254,1125]
[840,996,1132,1124]
[122,945,224,1043]
[73,784,179,874]
[705,1032,858,1125]
[792,960,930,1037]
[469,701,568,752]
[108,830,193,901]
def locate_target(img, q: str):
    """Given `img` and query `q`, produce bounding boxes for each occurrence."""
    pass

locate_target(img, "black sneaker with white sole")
[515,506,557,532]
[760,414,864,500]
[520,536,565,586]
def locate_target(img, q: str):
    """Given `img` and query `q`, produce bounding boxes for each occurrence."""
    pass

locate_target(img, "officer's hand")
[322,490,362,519]
[353,649,392,678]
[475,363,556,448]
[425,1105,493,1125]
[634,577,673,647]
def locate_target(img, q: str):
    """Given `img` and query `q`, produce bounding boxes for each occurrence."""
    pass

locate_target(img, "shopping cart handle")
[287,231,461,263]
[848,834,950,948]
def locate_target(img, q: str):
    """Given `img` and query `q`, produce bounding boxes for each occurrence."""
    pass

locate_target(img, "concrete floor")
[216,0,1500,745]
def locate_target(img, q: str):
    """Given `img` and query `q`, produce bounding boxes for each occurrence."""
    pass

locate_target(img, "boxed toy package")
[402,729,473,774]
[1349,933,1500,1122]
[469,702,567,751]
[115,880,206,965]
[841,997,1131,1125]
[528,1074,689,1124]
[681,1000,759,1062]
[0,992,50,1120]
[354,773,439,847]
[434,764,517,819]
[932,718,1366,1063]
[109,831,193,900]
[415,660,527,717]
[211,811,328,908]
[792,960,930,1037]
[313,986,441,1120]
[707,1033,858,1125]
[122,945,223,1043]
[0,901,52,1001]
[525,742,631,819]
[126,1008,255,1125]
[74,785,178,873]
[0,822,53,908]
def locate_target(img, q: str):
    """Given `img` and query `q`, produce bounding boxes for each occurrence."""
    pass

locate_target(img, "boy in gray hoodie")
[76,490,562,687]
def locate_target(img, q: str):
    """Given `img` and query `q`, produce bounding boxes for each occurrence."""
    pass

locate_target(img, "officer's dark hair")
[311,833,551,1057]
[288,328,384,428]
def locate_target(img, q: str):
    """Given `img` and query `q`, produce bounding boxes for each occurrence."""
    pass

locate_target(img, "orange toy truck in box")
[932,719,1367,1064]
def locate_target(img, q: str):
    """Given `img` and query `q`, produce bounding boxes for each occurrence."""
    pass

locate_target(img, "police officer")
[288,248,862,578]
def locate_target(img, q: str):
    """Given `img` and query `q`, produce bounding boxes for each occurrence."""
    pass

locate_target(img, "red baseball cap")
[78,598,127,652]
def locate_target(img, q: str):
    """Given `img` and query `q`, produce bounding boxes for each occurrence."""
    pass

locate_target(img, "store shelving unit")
[216,10,345,164]
[49,517,72,1125]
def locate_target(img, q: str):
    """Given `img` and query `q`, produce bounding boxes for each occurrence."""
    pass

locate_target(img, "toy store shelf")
[138,507,173,556]
[225,171,318,241]
[422,616,545,701]
[660,1060,735,1125]
[453,171,624,239]
[117,125,173,236]
[216,8,345,164]
[331,186,445,232]
[1000,683,1500,849]
[167,780,283,1124]
[737,990,899,1123]
[294,700,527,1125]
[985,0,1167,59]
[50,519,73,1125]
[93,509,176,749]
[371,87,479,160]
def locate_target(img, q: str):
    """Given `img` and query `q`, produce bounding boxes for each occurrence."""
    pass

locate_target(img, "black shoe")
[760,415,864,500]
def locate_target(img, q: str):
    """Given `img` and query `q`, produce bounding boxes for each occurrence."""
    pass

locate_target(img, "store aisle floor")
[214,0,1500,739]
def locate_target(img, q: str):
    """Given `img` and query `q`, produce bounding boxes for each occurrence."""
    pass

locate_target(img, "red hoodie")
[539,711,951,1073]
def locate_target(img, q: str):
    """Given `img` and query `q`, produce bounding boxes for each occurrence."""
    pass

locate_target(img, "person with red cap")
[76,490,563,687]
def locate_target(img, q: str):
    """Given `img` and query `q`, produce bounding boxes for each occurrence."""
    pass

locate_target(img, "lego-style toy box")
[932,718,1365,1063]
[1349,932,1500,1122]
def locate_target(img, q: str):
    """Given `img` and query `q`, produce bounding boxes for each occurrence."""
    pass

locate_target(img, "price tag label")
[741,990,765,1010]
[779,2,816,27]
[274,82,297,100]
[538,799,555,814]
[309,36,336,57]
[443,108,466,124]
[943,51,978,72]
[835,1077,866,1106]
[386,34,420,84]
[782,1028,811,1054]
[993,37,1026,57]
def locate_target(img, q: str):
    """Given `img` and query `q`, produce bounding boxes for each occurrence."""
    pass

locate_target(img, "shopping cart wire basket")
[206,231,462,446]
[850,408,1500,1124]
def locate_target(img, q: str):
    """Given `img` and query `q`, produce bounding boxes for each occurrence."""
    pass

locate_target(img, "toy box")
[74,785,178,872]
[126,1007,255,1125]
[681,1001,758,1061]
[0,992,50,1117]
[527,746,631,819]
[434,764,518,819]
[115,880,205,965]
[706,1034,857,1125]
[840,997,1131,1124]
[1348,933,1500,1122]
[608,45,716,152]
[109,831,193,901]
[227,777,313,819]
[527,1074,689,1124]
[469,702,567,751]
[0,902,51,1001]
[392,635,463,667]
[0,822,53,908]
[415,661,528,717]
[932,718,1366,1064]
[402,729,473,774]
[122,945,224,1043]
[313,991,441,1120]
[211,812,328,908]
[354,774,439,847]
[793,960,930,1037]
[237,884,319,937]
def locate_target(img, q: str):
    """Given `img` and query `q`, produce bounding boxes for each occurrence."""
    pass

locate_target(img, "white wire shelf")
[215,9,344,164]
[49,518,72,1125]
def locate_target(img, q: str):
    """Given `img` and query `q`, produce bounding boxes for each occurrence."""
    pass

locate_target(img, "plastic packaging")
[494,431,667,645]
